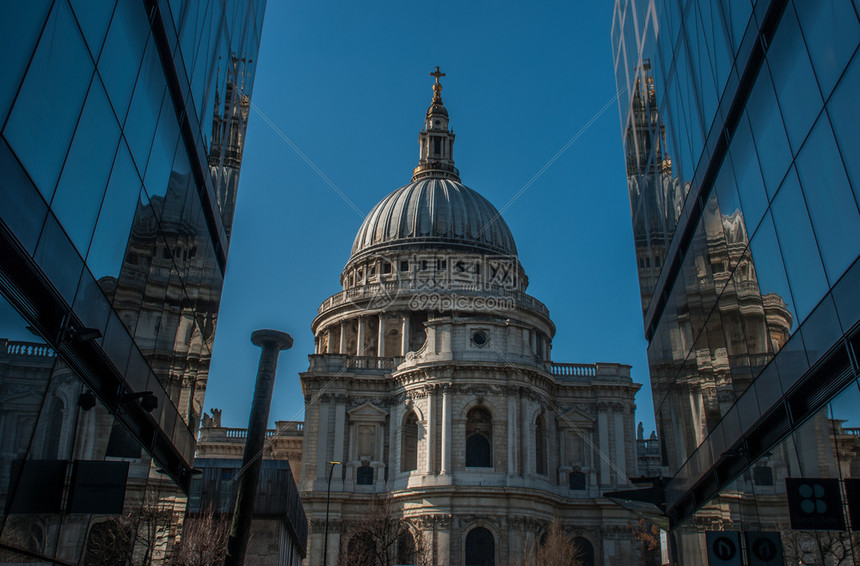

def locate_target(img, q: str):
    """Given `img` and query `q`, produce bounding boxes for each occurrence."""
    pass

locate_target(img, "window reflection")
[770,168,828,322]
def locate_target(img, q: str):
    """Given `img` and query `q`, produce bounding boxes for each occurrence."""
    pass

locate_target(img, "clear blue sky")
[205,0,655,434]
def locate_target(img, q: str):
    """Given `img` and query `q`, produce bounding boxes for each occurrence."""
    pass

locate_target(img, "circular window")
[434,119,441,125]
[472,330,489,346]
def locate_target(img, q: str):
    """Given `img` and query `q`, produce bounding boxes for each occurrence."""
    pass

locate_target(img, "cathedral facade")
[299,72,648,566]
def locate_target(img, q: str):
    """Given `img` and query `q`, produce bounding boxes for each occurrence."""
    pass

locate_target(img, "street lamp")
[323,460,341,566]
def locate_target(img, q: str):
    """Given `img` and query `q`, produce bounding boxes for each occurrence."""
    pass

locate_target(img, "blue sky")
[205,0,655,434]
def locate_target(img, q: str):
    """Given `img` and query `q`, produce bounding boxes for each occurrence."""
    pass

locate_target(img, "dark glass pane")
[794,0,860,98]
[827,52,860,211]
[3,0,93,202]
[720,0,751,53]
[832,258,860,331]
[0,139,48,254]
[776,331,809,393]
[771,169,829,322]
[799,295,840,365]
[569,471,586,490]
[466,434,491,467]
[465,527,495,566]
[729,113,768,231]
[0,1,52,127]
[125,40,167,172]
[746,69,792,199]
[98,0,149,122]
[52,78,121,256]
[71,270,111,342]
[795,115,860,283]
[34,213,84,305]
[69,0,117,62]
[87,142,142,283]
[767,6,822,152]
[356,465,373,485]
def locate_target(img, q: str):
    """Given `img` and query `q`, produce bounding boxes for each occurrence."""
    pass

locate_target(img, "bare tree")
[172,506,229,566]
[520,518,584,566]
[336,497,429,566]
[83,515,134,566]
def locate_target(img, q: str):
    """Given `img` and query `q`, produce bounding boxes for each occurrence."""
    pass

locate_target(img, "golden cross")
[430,66,445,83]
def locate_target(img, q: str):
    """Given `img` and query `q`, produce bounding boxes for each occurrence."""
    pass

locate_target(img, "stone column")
[378,314,386,357]
[356,316,366,356]
[598,411,610,485]
[507,394,517,476]
[225,329,292,566]
[614,411,626,485]
[332,396,346,490]
[426,388,436,474]
[316,397,331,482]
[401,315,411,355]
[520,393,530,476]
[339,321,347,354]
[441,387,452,474]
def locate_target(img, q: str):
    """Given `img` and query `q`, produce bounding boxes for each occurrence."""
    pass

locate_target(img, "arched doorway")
[465,526,495,566]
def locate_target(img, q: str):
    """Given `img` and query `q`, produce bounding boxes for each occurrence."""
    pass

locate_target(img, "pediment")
[347,402,387,421]
[559,408,594,428]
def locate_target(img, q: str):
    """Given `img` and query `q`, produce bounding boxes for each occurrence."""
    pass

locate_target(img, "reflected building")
[297,72,652,566]
[0,1,265,563]
[613,0,860,563]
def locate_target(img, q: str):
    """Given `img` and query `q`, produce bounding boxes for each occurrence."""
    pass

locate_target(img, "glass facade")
[0,1,265,563]
[613,0,860,561]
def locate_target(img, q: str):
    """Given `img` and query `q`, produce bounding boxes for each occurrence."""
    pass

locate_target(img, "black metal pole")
[323,461,340,566]
[224,329,292,566]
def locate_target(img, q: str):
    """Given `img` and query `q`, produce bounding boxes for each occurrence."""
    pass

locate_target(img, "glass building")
[613,0,860,562]
[0,1,265,563]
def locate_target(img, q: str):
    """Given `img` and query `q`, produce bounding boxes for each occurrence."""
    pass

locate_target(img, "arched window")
[356,465,374,485]
[401,411,418,472]
[465,527,495,566]
[466,407,492,468]
[397,530,417,565]
[573,537,595,566]
[535,413,547,475]
[569,471,586,490]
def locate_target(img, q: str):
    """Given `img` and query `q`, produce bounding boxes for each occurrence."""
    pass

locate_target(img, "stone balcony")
[316,281,550,318]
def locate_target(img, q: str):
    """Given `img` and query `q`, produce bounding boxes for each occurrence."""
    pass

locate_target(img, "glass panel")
[143,96,181,203]
[795,115,860,284]
[51,77,121,256]
[749,211,797,343]
[832,258,860,332]
[0,139,48,254]
[87,142,143,284]
[728,113,768,232]
[826,52,860,210]
[794,0,860,98]
[33,213,84,306]
[767,5,822,152]
[2,0,93,202]
[800,295,840,365]
[125,40,167,172]
[746,68,792,199]
[69,0,117,62]
[98,0,149,122]
[0,1,52,127]
[770,169,828,323]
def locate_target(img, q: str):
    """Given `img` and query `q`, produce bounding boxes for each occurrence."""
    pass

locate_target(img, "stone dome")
[350,178,518,259]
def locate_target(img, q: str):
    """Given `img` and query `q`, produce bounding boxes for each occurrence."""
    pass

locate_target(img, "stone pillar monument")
[224,329,292,566]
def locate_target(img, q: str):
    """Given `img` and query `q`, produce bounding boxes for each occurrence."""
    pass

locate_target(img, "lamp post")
[323,460,341,566]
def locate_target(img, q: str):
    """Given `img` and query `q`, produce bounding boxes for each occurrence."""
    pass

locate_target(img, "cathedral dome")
[350,178,517,259]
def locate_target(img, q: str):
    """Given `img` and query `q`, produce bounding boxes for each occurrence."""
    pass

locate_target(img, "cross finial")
[430,66,445,83]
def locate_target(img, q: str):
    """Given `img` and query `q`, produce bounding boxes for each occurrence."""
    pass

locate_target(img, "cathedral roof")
[350,178,518,259]
[349,68,517,261]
